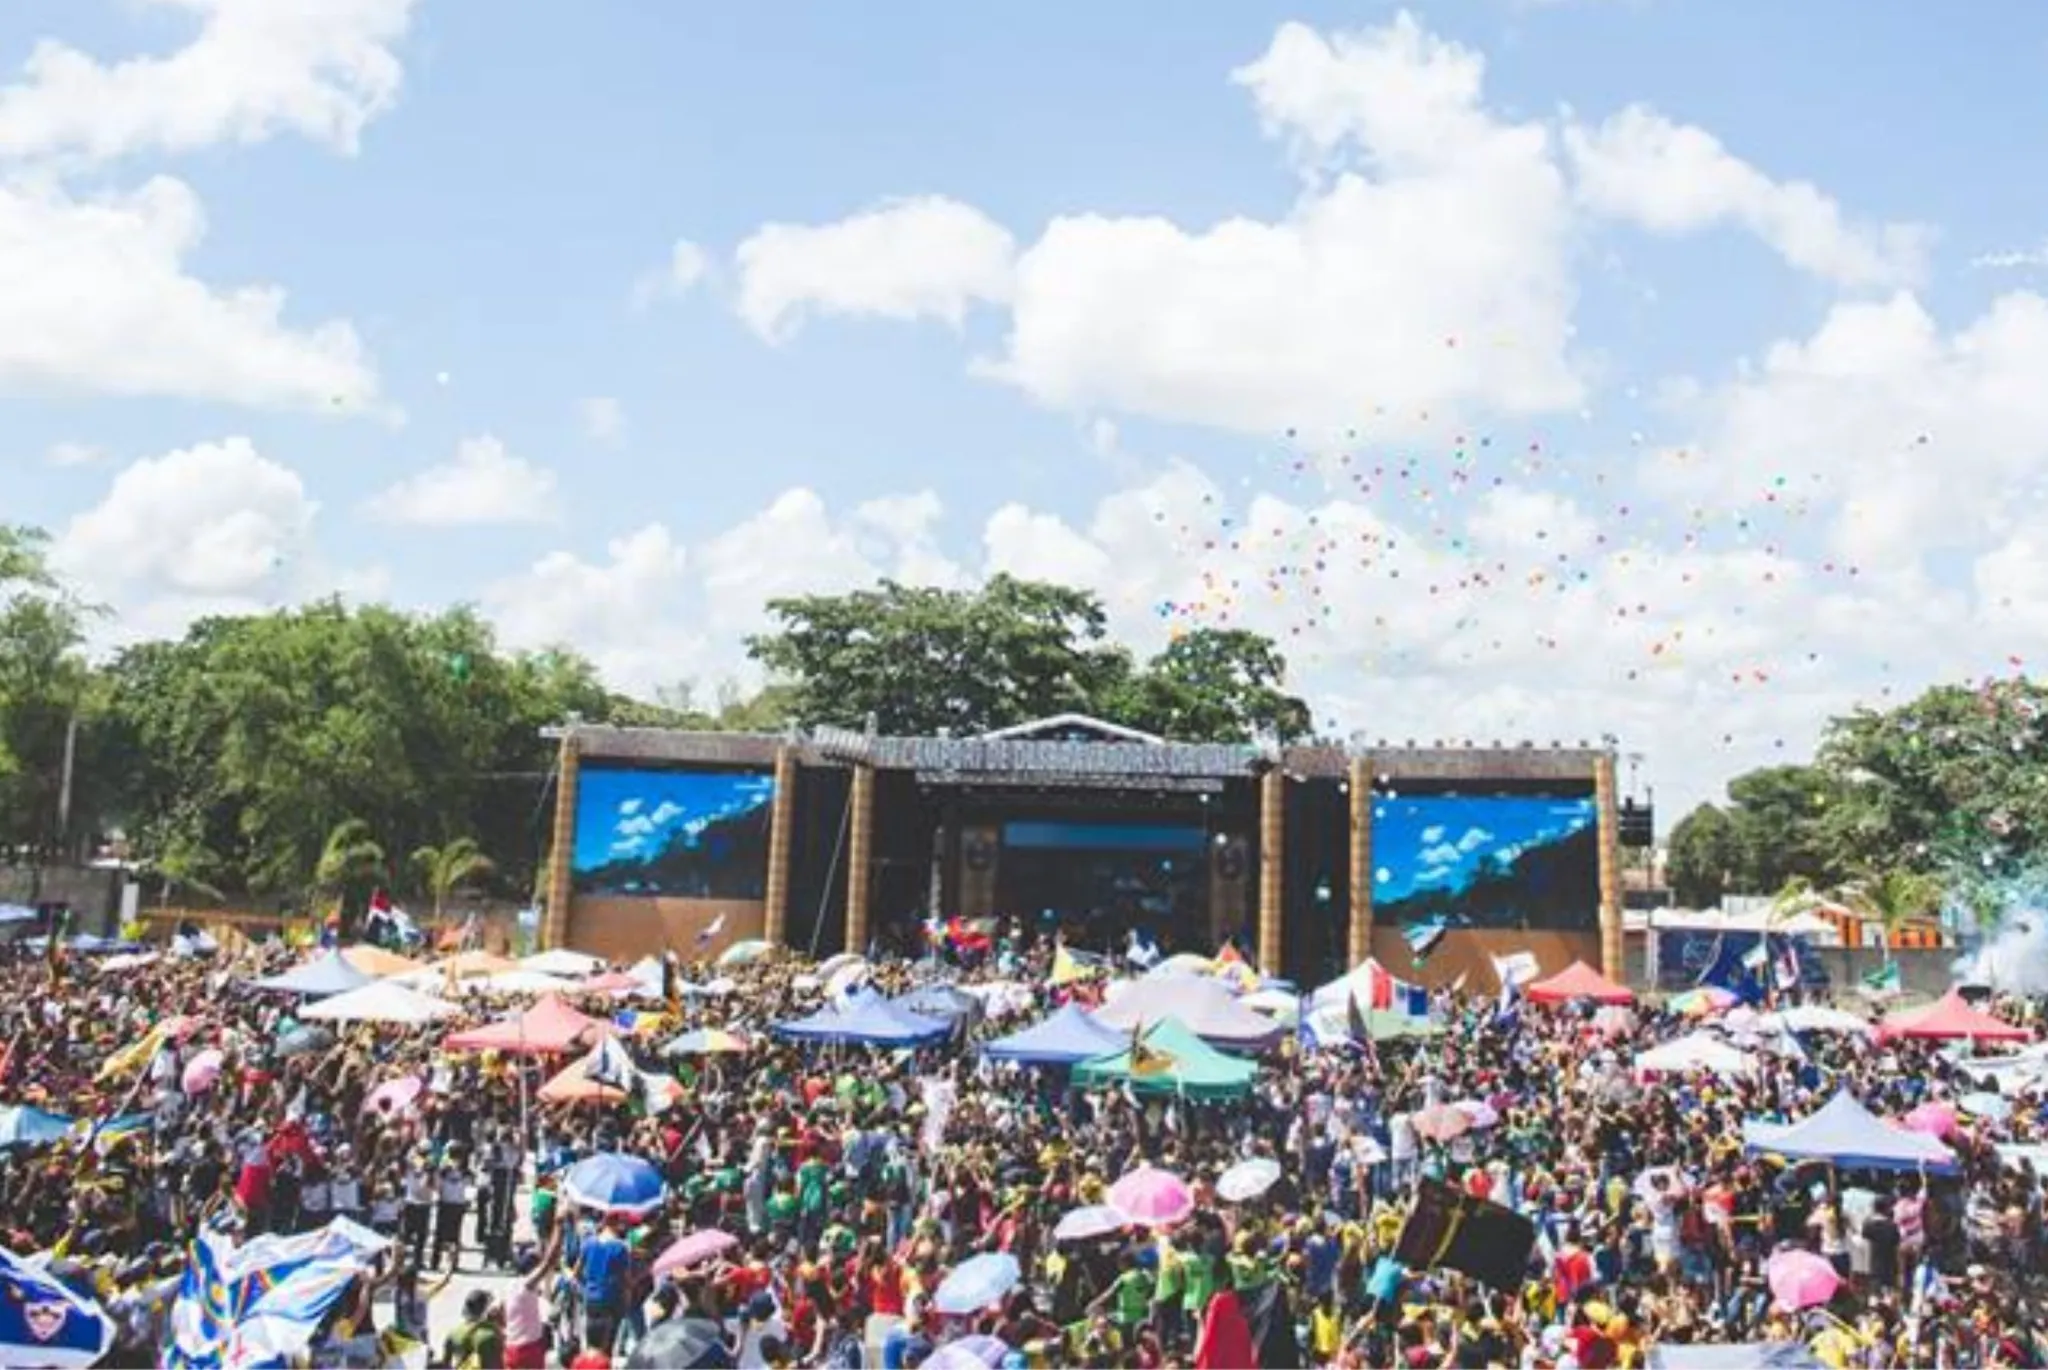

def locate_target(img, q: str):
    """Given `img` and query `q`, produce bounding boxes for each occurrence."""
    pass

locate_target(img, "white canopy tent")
[1634,1031,1760,1078]
[301,981,460,1025]
[519,949,604,978]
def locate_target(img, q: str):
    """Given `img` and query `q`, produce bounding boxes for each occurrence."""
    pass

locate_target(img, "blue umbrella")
[0,1106,73,1149]
[562,1152,667,1217]
[933,1252,1022,1315]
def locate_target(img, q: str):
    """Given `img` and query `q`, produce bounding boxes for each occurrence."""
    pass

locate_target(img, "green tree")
[1720,765,1843,895]
[411,836,497,921]
[1105,628,1314,743]
[748,576,1132,735]
[0,526,93,854]
[314,818,386,918]
[1664,802,1737,908]
[1831,867,1940,947]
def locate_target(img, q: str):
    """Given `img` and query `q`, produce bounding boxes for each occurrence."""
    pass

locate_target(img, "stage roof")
[549,716,1609,784]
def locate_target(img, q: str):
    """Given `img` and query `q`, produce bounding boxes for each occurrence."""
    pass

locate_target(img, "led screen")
[1372,793,1599,930]
[572,767,774,899]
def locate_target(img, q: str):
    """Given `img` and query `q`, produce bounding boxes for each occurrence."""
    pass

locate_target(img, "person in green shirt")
[1181,1244,1220,1320]
[1092,1264,1155,1329]
[440,1289,505,1370]
[797,1154,831,1242]
[1152,1237,1188,1351]
[766,1184,798,1230]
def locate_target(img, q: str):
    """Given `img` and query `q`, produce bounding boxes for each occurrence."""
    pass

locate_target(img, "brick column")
[762,745,797,948]
[542,733,579,950]
[1348,754,1373,969]
[1595,751,1624,980]
[1258,767,1284,975]
[845,763,875,955]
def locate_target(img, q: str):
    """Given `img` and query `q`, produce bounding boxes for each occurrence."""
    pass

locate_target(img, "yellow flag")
[1049,945,1085,987]
[96,1022,169,1083]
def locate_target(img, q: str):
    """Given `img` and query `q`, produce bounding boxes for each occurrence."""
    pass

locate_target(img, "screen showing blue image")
[1373,793,1599,930]
[572,767,775,899]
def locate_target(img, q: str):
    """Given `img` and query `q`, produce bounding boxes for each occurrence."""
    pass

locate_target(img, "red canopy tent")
[443,994,608,1054]
[1524,960,1636,1006]
[1879,989,2030,1044]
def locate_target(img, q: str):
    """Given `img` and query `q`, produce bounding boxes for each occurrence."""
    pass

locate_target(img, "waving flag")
[1404,920,1449,963]
[583,1035,640,1094]
[0,1245,116,1367]
[694,912,728,950]
[1125,929,1162,970]
[1863,959,1902,995]
[167,1218,389,1369]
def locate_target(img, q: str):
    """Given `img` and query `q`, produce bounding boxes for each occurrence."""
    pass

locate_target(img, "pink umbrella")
[181,1049,224,1095]
[1766,1248,1841,1311]
[652,1229,739,1278]
[1411,1103,1473,1143]
[1903,1101,1960,1139]
[362,1075,425,1118]
[1108,1165,1195,1228]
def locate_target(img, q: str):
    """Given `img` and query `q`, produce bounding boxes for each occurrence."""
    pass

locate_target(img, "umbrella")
[1766,1248,1841,1311]
[664,1028,750,1056]
[925,1335,1011,1370]
[624,1317,732,1369]
[563,1152,667,1217]
[1108,1165,1195,1228]
[181,1049,224,1095]
[1216,1158,1282,1203]
[1903,1101,1960,1139]
[0,1106,73,1149]
[652,1229,740,1278]
[1411,1103,1473,1143]
[1052,1205,1130,1243]
[1671,986,1738,1017]
[362,1075,425,1118]
[520,948,605,978]
[582,971,655,998]
[276,1026,333,1056]
[933,1253,1022,1315]
[717,940,772,967]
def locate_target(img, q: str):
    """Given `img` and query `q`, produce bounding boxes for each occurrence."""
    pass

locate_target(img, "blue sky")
[7,1,2048,821]
[571,768,775,874]
[1371,794,1596,902]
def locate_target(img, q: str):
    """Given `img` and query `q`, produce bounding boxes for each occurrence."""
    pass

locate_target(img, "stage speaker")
[1619,801,1655,848]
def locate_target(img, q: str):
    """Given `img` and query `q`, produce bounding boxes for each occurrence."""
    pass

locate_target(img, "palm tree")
[410,837,497,921]
[1833,868,1940,951]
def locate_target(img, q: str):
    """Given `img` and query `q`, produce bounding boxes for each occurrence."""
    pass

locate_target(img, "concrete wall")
[0,864,122,935]
[1805,945,1956,1002]
[565,895,764,963]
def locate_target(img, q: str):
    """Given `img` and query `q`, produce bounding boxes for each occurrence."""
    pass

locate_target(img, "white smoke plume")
[1955,902,2048,997]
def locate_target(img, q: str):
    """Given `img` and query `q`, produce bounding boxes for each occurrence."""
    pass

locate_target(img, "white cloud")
[1974,242,2048,271]
[581,396,626,443]
[53,437,313,598]
[978,15,1583,436]
[633,238,708,308]
[1565,105,1928,288]
[0,0,418,166]
[734,195,1016,341]
[366,436,558,527]
[45,441,102,467]
[485,524,696,692]
[0,175,379,408]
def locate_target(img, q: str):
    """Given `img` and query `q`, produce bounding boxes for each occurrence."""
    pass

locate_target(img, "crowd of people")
[0,924,2044,1368]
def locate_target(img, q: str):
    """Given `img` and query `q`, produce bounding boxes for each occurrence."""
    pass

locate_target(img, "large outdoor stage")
[539,715,1625,987]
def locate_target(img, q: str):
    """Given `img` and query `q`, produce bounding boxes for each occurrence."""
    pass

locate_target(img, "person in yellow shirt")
[1309,1288,1346,1364]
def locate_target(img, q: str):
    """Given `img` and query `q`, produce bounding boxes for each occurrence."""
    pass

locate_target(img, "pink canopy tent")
[1524,960,1636,1006]
[1879,989,2030,1044]
[443,994,608,1054]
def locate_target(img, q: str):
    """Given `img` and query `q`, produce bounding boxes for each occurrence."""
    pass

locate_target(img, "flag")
[0,1244,116,1368]
[1404,919,1449,962]
[1863,960,1902,994]
[583,1036,640,1094]
[96,1021,173,1083]
[1774,941,1803,991]
[1741,942,1770,971]
[1393,1177,1538,1291]
[167,1217,390,1369]
[1125,929,1161,970]
[84,1112,153,1155]
[1049,944,1089,987]
[1129,1021,1176,1078]
[1347,991,1371,1049]
[694,912,728,950]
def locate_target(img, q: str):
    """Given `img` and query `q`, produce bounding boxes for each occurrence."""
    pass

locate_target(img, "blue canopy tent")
[250,950,375,998]
[1743,1089,1958,1173]
[981,1003,1127,1066]
[773,993,951,1048]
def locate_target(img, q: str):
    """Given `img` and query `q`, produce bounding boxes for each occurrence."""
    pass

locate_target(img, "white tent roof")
[519,949,604,978]
[1634,1030,1759,1078]
[300,981,460,1024]
[1760,1005,1871,1034]
[474,969,579,996]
